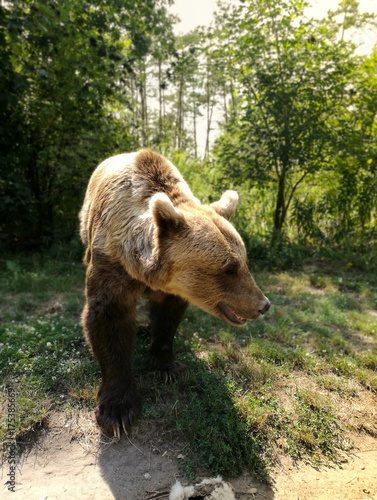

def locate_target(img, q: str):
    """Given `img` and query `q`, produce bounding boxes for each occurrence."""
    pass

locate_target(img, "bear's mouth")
[217,302,247,326]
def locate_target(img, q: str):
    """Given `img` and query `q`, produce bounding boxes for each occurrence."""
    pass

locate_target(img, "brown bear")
[79,149,270,437]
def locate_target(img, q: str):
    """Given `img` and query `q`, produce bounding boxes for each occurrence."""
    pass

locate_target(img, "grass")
[1,253,377,480]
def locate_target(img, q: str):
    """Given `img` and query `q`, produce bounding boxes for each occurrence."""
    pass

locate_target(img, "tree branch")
[284,170,309,217]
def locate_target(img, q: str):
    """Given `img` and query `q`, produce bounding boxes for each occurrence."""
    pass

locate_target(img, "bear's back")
[79,150,196,259]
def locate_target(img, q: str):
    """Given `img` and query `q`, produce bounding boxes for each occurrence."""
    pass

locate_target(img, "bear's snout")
[259,300,271,315]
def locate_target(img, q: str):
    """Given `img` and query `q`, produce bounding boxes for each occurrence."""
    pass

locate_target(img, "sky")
[169,0,377,54]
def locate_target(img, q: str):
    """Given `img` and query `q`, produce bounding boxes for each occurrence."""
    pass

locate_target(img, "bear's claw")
[113,424,120,439]
[95,383,141,436]
[147,355,188,383]
[122,418,128,435]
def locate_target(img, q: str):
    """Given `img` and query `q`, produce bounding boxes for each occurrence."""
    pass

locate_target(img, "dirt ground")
[1,411,377,500]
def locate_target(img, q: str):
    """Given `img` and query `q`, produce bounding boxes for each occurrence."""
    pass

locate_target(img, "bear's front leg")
[146,291,188,383]
[82,257,145,436]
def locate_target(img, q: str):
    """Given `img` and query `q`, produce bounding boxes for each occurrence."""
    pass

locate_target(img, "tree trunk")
[177,74,184,149]
[223,83,228,124]
[230,78,235,109]
[193,101,197,159]
[273,170,286,233]
[139,65,148,145]
[158,59,163,140]
[26,154,54,246]
[205,65,213,158]
[143,66,148,141]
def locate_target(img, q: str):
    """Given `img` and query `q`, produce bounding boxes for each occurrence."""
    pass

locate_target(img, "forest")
[0,0,376,263]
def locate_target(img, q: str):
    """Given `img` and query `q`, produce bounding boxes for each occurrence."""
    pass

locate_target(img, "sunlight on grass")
[1,257,376,476]
[315,373,359,397]
[0,380,51,442]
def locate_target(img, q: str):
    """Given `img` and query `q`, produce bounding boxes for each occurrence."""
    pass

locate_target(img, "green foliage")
[212,0,376,245]
[327,0,376,37]
[1,0,376,254]
[0,0,171,248]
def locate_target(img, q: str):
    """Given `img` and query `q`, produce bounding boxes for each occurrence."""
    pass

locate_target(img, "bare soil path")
[1,412,377,500]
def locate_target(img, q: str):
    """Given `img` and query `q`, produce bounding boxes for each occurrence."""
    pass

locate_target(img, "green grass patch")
[1,253,377,478]
[0,314,98,443]
[287,388,350,461]
[315,373,359,396]
[174,359,268,480]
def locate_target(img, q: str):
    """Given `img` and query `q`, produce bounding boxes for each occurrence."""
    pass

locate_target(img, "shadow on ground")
[97,330,273,499]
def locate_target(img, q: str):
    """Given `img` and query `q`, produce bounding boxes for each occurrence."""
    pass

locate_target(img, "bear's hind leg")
[82,256,145,436]
[146,291,188,382]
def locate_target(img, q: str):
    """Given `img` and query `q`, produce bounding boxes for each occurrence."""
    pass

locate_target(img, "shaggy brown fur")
[79,149,270,436]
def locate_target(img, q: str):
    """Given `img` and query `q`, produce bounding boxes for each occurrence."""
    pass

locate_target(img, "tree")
[0,0,173,247]
[327,0,376,41]
[213,0,358,237]
[319,44,377,242]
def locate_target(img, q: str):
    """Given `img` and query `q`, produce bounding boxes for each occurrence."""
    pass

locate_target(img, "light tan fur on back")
[80,150,194,282]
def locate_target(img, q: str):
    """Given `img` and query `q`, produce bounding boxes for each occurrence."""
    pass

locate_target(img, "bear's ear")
[210,190,239,220]
[150,193,186,236]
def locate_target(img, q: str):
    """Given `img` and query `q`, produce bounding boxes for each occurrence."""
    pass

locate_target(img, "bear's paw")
[147,354,188,384]
[95,382,141,437]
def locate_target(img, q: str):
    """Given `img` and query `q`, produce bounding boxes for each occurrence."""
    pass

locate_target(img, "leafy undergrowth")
[1,255,377,481]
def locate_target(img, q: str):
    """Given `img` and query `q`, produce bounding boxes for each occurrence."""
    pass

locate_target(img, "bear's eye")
[224,262,238,276]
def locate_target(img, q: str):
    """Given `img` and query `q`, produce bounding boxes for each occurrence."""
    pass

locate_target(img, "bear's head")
[150,191,270,326]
